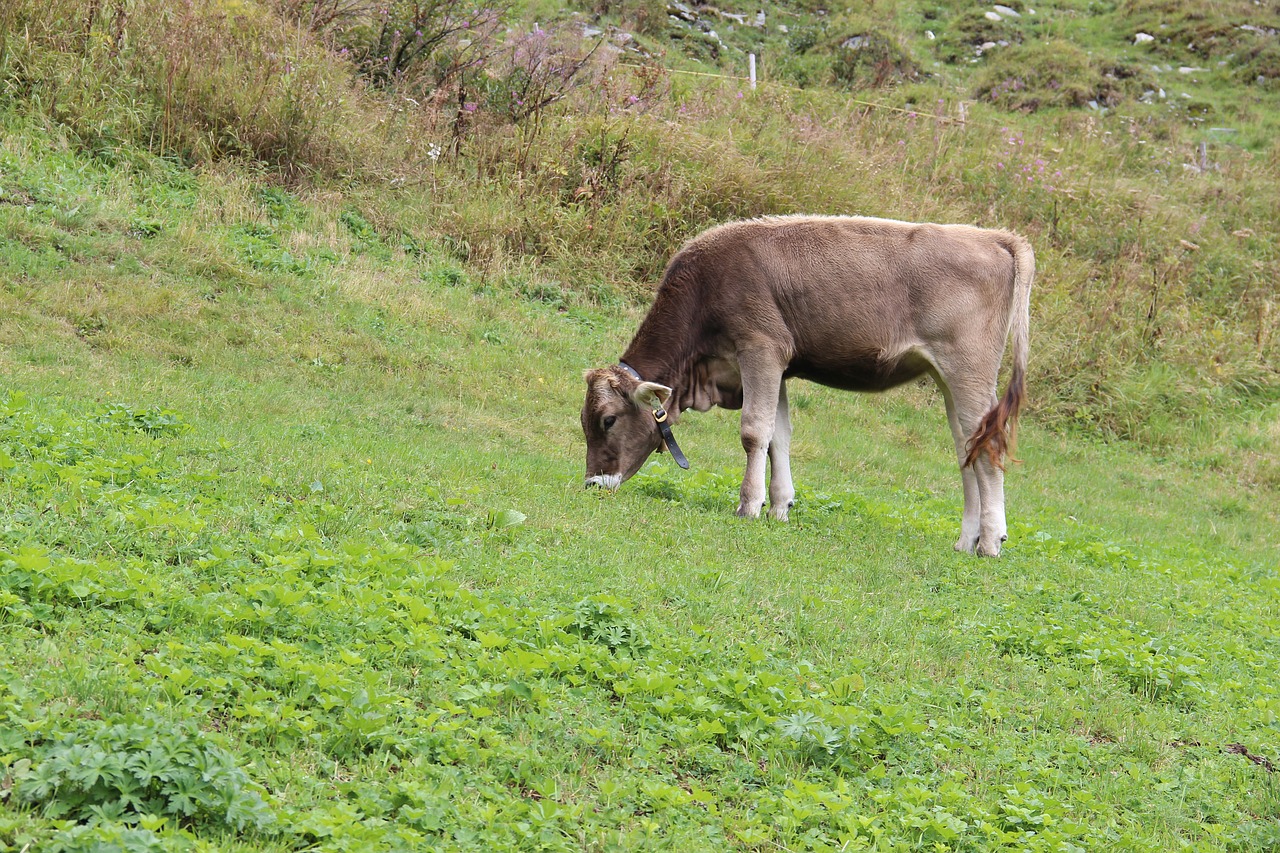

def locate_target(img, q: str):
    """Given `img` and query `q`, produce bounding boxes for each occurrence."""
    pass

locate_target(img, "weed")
[9,713,274,833]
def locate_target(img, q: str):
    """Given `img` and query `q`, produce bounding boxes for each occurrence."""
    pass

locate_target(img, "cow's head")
[581,366,671,489]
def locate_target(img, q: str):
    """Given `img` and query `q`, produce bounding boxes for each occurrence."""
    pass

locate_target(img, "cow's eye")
[602,415,617,430]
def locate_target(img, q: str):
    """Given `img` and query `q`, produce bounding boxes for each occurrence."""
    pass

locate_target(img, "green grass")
[2,114,1279,851]
[2,0,1279,848]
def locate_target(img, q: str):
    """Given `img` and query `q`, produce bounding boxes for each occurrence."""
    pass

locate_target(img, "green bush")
[830,27,921,90]
[974,40,1103,110]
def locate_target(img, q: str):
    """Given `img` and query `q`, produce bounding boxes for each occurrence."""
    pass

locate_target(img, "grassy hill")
[2,1,1279,850]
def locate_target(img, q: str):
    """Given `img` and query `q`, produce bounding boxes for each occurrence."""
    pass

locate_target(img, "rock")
[1134,32,1155,44]
[667,2,696,22]
[842,35,869,50]
[994,5,1021,17]
[985,11,1003,21]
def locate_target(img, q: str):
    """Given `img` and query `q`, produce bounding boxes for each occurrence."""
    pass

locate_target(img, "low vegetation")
[1,0,1277,850]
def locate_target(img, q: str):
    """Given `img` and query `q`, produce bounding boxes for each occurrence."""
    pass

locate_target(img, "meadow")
[2,0,1279,850]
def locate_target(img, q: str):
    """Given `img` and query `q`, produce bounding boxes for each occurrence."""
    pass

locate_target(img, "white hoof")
[768,501,794,522]
[976,533,1008,557]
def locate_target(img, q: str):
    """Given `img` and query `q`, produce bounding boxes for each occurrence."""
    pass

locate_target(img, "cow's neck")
[618,349,681,410]
[620,275,717,419]
[619,341,702,421]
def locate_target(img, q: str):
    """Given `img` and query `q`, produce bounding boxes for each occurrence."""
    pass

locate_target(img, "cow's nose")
[585,474,622,491]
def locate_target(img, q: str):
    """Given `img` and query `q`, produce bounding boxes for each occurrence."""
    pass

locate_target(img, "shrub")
[333,0,508,92]
[481,23,603,126]
[974,40,1104,111]
[830,28,921,90]
[0,0,395,177]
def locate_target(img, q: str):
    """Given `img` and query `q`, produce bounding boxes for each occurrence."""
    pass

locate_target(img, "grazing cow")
[581,215,1032,556]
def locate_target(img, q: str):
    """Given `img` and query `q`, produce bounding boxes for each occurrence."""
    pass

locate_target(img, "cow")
[581,214,1032,556]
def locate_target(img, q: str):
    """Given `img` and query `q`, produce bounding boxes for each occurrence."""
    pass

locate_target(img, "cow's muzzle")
[585,473,623,491]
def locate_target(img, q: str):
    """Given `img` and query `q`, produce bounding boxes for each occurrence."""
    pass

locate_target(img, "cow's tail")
[964,234,1033,470]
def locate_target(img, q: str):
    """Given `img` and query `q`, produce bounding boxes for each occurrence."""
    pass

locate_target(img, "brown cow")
[581,214,1032,556]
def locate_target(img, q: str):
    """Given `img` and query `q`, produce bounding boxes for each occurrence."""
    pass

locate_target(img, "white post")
[749,53,757,89]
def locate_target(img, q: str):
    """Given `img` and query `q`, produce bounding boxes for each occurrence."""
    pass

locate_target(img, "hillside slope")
[3,0,1278,460]
[2,103,1279,850]
[2,4,1280,850]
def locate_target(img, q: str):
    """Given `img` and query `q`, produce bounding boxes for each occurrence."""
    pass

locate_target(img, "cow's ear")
[632,381,672,410]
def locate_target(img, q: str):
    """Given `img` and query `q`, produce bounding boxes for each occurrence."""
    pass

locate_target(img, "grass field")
[2,0,1279,849]
[2,112,1279,850]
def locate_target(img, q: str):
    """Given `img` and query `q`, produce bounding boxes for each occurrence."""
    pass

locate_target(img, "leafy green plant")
[568,595,650,654]
[10,713,274,833]
[94,403,191,437]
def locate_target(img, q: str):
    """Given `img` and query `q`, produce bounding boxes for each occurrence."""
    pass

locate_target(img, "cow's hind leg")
[941,389,983,553]
[959,391,1008,556]
[768,380,795,521]
[935,369,1007,556]
[736,349,785,518]
[971,451,1007,557]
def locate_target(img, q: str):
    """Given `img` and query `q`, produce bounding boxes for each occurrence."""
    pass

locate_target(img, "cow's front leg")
[767,380,795,521]
[736,351,784,518]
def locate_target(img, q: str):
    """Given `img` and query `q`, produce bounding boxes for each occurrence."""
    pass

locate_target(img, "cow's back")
[667,215,1020,390]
